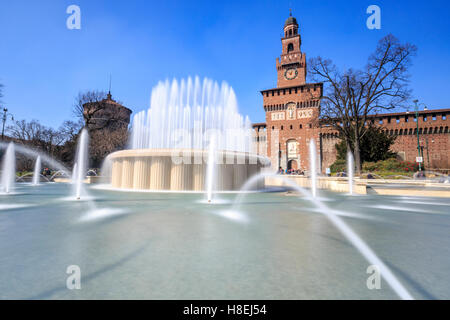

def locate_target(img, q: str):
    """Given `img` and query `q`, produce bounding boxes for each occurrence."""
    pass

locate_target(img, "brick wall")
[314,110,450,170]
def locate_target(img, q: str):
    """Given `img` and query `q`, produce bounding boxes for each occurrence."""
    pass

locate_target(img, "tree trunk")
[346,140,352,156]
[353,129,362,175]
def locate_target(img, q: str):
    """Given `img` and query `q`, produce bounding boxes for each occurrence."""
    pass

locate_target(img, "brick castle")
[252,13,449,172]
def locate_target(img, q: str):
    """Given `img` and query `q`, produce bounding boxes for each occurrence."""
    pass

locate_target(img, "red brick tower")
[276,12,306,87]
[261,12,323,172]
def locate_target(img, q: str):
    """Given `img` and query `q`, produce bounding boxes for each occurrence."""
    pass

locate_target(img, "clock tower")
[258,12,323,172]
[276,11,307,87]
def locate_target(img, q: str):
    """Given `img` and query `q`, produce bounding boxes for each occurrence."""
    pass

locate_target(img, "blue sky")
[0,0,449,128]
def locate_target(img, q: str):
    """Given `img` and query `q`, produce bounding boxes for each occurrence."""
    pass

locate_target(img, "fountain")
[206,135,216,203]
[71,163,78,184]
[73,129,89,200]
[309,139,317,198]
[48,170,69,181]
[109,77,268,191]
[32,156,41,186]
[130,77,252,152]
[347,151,354,195]
[0,142,70,178]
[1,142,16,194]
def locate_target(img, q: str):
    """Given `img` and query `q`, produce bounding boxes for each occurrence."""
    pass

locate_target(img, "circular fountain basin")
[108,148,269,191]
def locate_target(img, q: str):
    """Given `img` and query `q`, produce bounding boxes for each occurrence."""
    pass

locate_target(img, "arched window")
[287,43,294,53]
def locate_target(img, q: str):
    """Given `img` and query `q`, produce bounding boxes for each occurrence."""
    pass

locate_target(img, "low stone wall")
[53,177,71,183]
[265,176,367,194]
[53,177,101,184]
[264,175,450,198]
[367,187,450,198]
[364,179,450,198]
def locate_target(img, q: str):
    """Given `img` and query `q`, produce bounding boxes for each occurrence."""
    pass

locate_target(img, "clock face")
[284,67,298,80]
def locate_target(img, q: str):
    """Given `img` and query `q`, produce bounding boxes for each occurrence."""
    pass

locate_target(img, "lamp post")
[1,107,14,141]
[412,100,429,171]
[412,100,422,171]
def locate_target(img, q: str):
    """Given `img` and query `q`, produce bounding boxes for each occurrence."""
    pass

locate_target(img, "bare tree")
[73,90,107,128]
[59,120,83,141]
[7,119,70,158]
[309,34,417,173]
[40,127,66,157]
[7,119,44,142]
[73,90,126,131]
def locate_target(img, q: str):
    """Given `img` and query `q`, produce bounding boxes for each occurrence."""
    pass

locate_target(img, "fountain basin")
[108,148,269,191]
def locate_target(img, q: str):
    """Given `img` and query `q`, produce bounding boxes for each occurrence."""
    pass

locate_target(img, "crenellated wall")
[320,110,450,170]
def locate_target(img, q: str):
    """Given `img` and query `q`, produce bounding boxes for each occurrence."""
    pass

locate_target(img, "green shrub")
[330,159,347,173]
[362,161,378,172]
[363,159,420,173]
[331,158,421,175]
[335,125,397,162]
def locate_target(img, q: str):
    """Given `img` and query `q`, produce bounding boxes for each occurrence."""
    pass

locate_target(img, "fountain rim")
[108,148,270,162]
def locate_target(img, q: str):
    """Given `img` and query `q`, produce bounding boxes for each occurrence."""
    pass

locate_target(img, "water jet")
[1,142,16,194]
[309,140,317,198]
[73,129,89,200]
[347,151,354,195]
[32,156,41,186]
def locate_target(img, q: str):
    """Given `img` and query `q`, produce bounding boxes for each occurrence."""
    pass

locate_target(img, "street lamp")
[1,107,14,141]
[412,100,428,171]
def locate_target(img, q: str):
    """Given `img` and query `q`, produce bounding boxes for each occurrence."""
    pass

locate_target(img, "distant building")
[253,13,449,171]
[82,92,132,131]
